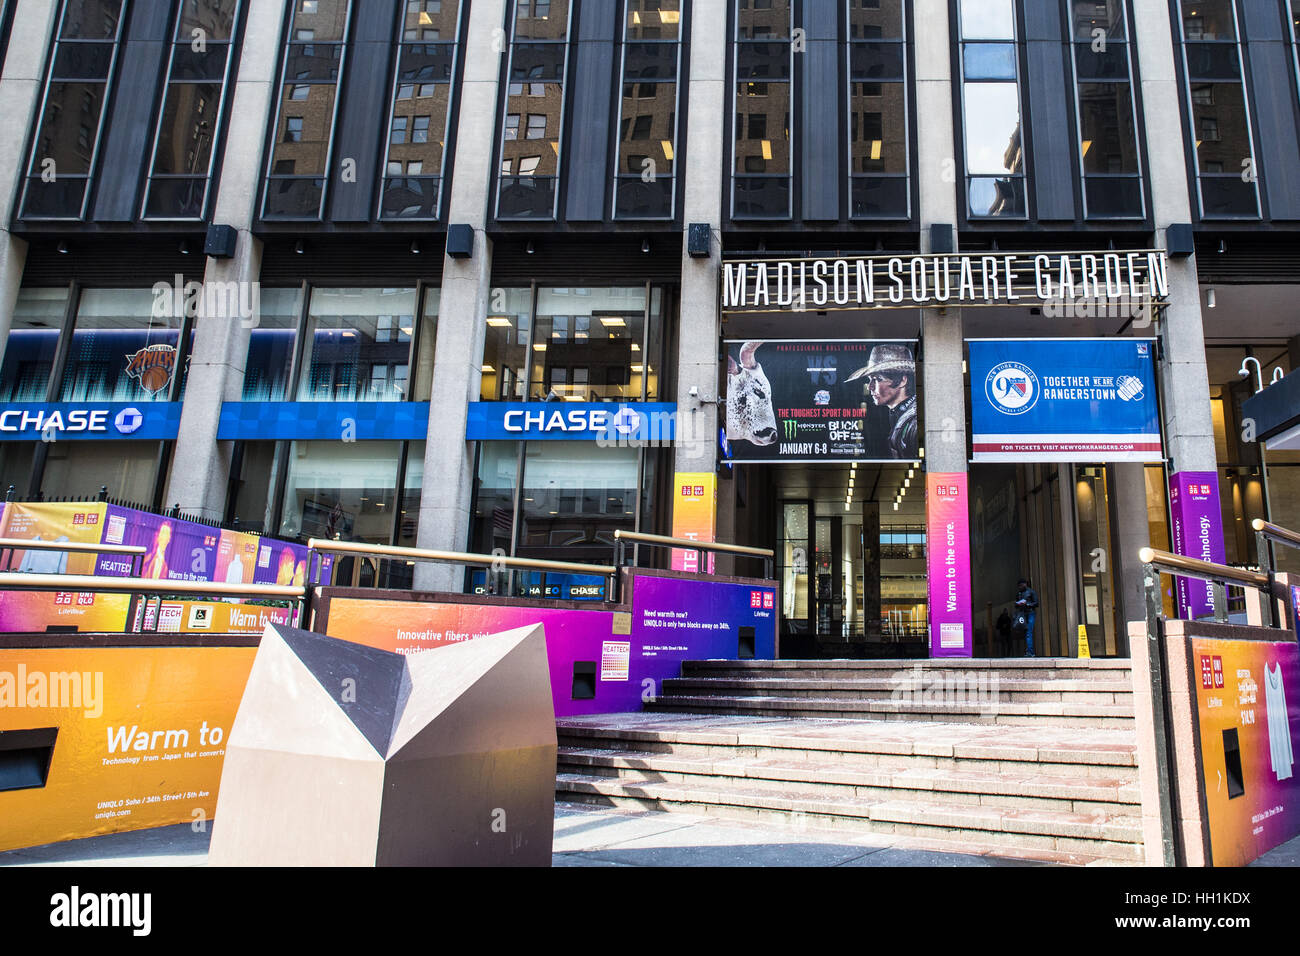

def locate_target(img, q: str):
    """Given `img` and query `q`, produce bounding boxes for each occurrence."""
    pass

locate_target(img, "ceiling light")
[893,503,899,511]
[481,365,495,373]
[487,317,512,327]
[533,343,547,351]
[661,140,674,160]
[294,240,305,254]
[600,316,625,327]
[1206,288,1216,308]
[526,241,535,254]
[642,239,651,253]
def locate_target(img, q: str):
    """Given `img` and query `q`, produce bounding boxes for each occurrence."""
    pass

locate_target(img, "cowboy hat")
[846,344,915,381]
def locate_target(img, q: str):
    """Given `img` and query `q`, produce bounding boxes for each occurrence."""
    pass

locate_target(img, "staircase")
[556,659,1145,865]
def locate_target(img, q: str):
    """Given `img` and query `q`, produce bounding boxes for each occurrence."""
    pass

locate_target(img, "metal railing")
[307,539,620,601]
[613,530,775,578]
[0,572,307,632]
[0,538,146,575]
[1136,543,1284,868]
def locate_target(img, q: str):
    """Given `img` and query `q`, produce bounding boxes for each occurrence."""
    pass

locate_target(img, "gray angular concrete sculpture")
[208,622,556,866]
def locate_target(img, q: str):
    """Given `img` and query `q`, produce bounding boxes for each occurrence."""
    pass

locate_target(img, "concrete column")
[0,0,61,343]
[672,0,727,476]
[914,0,965,474]
[163,0,284,517]
[1110,462,1152,643]
[413,0,506,591]
[1132,0,1217,476]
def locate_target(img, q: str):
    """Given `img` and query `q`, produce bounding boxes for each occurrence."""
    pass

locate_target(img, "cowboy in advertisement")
[850,344,918,460]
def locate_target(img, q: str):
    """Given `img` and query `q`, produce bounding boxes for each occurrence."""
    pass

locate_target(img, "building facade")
[0,0,1297,656]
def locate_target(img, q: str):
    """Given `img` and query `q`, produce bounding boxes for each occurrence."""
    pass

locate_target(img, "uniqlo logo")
[936,486,948,497]
[86,513,98,525]
[681,485,693,497]
[948,485,958,496]
[72,513,85,525]
[762,592,774,609]
[1200,655,1214,689]
[1212,656,1224,688]
[750,590,762,608]
[693,485,705,496]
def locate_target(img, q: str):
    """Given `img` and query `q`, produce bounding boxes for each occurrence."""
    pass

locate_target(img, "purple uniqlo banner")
[1168,471,1227,620]
[927,473,974,658]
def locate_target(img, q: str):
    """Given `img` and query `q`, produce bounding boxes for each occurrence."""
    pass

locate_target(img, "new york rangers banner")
[969,338,1161,463]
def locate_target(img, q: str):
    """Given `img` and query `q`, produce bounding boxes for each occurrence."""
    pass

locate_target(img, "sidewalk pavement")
[0,802,1040,868]
[5,802,1296,866]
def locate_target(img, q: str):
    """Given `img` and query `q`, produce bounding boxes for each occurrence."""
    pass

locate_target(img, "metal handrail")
[1137,547,1269,591]
[0,538,146,555]
[1253,518,1300,551]
[0,573,304,599]
[613,529,775,558]
[306,539,620,599]
[1136,544,1282,867]
[613,529,775,578]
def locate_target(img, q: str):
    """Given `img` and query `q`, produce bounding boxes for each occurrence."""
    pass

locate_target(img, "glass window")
[532,287,647,402]
[296,288,418,402]
[479,289,533,401]
[496,0,571,218]
[469,440,519,557]
[58,289,186,403]
[0,288,70,402]
[228,441,281,533]
[1177,0,1257,217]
[959,0,1025,219]
[517,442,638,566]
[380,0,462,219]
[262,0,352,218]
[398,440,425,548]
[42,441,159,505]
[279,440,401,543]
[847,0,908,219]
[614,0,681,219]
[1069,0,1143,218]
[241,287,303,401]
[732,0,792,218]
[143,0,243,219]
[20,0,126,219]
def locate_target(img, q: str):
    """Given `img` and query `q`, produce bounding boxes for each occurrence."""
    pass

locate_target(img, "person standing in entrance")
[1015,579,1040,657]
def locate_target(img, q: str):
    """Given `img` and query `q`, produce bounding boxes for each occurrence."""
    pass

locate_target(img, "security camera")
[689,385,699,397]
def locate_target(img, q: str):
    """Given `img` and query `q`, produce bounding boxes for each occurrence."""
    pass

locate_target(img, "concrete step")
[646,694,1135,728]
[556,714,1139,780]
[661,676,1134,705]
[681,659,1132,682]
[558,746,1140,814]
[555,773,1144,864]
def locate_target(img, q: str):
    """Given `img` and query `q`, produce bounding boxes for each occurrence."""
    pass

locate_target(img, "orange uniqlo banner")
[0,645,255,852]
[670,472,716,573]
[0,502,110,575]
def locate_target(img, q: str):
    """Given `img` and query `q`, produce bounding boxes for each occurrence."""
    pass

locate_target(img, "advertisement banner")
[926,474,973,658]
[0,645,255,853]
[969,338,1161,462]
[98,506,220,582]
[670,472,716,573]
[1191,637,1300,866]
[322,574,777,717]
[0,590,132,633]
[131,600,293,635]
[1169,472,1227,620]
[724,340,919,463]
[0,502,109,575]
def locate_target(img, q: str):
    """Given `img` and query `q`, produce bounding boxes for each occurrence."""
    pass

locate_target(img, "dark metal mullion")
[406,279,425,398]
[27,281,81,498]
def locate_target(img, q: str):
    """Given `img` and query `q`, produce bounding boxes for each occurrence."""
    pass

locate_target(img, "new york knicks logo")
[124,345,177,396]
[985,362,1039,415]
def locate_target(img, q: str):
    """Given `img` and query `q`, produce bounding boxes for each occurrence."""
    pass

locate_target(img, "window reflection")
[732,0,792,218]
[959,1,1024,219]
[296,289,417,402]
[0,289,70,403]
[614,0,681,219]
[58,290,187,403]
[262,0,351,218]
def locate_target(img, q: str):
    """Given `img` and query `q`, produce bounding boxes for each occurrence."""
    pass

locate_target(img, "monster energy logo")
[783,420,797,440]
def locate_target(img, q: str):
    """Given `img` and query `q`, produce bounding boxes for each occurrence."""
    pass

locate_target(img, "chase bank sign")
[0,403,182,440]
[466,402,677,443]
